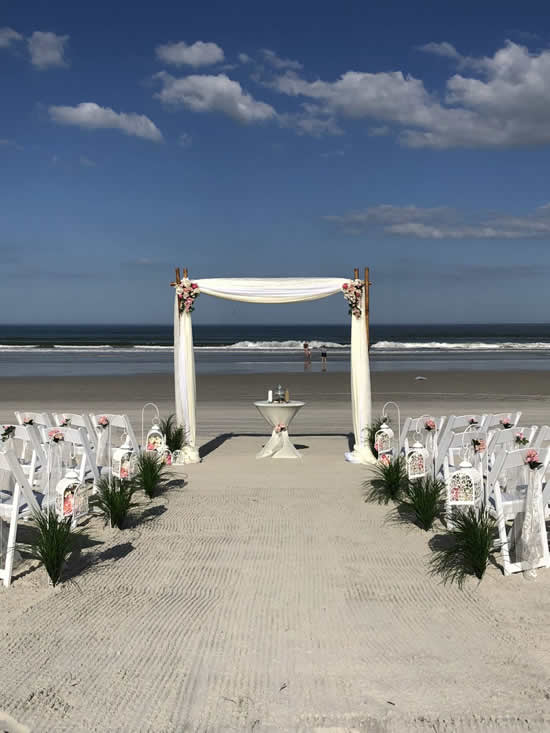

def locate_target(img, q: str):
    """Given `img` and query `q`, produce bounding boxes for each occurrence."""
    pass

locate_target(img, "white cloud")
[178,132,192,147]
[417,41,461,60]
[49,103,163,141]
[261,48,303,70]
[79,156,96,167]
[28,31,69,69]
[238,53,252,64]
[154,72,276,123]
[270,41,550,148]
[156,40,224,67]
[324,203,550,239]
[0,27,23,48]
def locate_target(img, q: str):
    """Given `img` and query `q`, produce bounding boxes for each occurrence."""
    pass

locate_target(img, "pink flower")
[191,283,198,289]
[165,453,172,465]
[342,283,348,290]
[48,430,64,443]
[120,468,129,479]
[147,442,155,451]
[379,453,391,466]
[98,416,109,426]
[424,419,436,431]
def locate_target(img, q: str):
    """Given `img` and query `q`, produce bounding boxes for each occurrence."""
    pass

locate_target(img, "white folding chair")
[531,425,550,452]
[53,412,98,451]
[491,447,550,576]
[487,425,538,469]
[435,415,488,477]
[43,425,100,485]
[90,414,140,470]
[4,424,47,489]
[484,412,522,431]
[14,411,54,445]
[0,449,41,588]
[400,415,446,454]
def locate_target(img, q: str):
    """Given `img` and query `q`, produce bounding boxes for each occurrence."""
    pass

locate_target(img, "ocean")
[2,323,550,377]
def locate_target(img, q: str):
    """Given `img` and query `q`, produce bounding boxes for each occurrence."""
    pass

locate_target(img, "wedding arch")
[171,268,375,465]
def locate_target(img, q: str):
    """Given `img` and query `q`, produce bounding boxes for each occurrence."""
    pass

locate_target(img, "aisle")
[1,436,550,731]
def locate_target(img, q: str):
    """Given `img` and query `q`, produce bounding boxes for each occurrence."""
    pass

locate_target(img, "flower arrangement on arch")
[525,449,542,470]
[341,279,364,319]
[1,425,15,442]
[176,278,201,315]
[515,431,529,446]
[97,416,109,430]
[274,423,287,433]
[48,429,65,443]
[424,419,436,432]
[500,417,513,429]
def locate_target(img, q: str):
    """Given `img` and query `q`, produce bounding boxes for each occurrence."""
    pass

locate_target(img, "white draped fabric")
[174,277,375,464]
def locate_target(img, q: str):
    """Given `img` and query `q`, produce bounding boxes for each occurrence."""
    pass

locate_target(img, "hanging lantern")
[55,468,88,523]
[146,423,165,454]
[375,421,394,458]
[112,434,136,480]
[447,460,482,507]
[407,440,430,480]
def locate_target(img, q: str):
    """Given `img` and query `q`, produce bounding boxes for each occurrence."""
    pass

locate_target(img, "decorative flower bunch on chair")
[525,449,542,470]
[341,279,364,318]
[177,278,201,314]
[424,419,436,432]
[500,416,513,429]
[97,416,109,430]
[515,431,529,446]
[472,437,486,453]
[48,429,65,443]
[1,425,15,442]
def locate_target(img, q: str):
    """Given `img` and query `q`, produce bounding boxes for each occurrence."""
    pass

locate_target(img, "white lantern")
[447,460,482,507]
[375,421,394,458]
[55,468,88,523]
[407,441,430,480]
[146,423,165,454]
[112,434,135,480]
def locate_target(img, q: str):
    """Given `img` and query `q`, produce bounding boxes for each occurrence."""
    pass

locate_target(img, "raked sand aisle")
[2,428,550,731]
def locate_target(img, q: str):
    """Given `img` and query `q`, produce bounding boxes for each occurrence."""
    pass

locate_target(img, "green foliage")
[160,414,186,453]
[367,416,386,458]
[30,510,74,586]
[134,451,168,499]
[95,476,138,529]
[365,456,407,504]
[430,505,497,588]
[400,476,445,531]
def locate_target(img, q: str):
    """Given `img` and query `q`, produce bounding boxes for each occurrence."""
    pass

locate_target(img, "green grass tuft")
[134,451,168,499]
[95,476,138,529]
[430,505,497,588]
[400,475,445,531]
[160,414,186,453]
[30,510,75,586]
[365,456,407,504]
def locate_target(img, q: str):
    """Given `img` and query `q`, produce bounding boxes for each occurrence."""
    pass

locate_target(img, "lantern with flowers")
[112,433,136,480]
[374,401,401,461]
[55,468,88,526]
[444,426,484,526]
[146,422,166,455]
[406,439,430,481]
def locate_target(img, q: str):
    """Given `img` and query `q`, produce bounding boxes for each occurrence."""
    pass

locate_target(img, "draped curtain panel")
[173,277,375,464]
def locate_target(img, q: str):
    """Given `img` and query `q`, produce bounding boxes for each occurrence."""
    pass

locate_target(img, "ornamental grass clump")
[30,510,74,587]
[160,413,186,453]
[399,476,446,531]
[95,476,138,529]
[365,456,407,504]
[430,505,497,588]
[134,450,168,499]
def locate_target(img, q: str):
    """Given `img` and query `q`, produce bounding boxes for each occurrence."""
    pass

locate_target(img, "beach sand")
[1,370,550,731]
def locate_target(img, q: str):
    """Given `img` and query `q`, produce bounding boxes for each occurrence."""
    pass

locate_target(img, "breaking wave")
[372,341,550,351]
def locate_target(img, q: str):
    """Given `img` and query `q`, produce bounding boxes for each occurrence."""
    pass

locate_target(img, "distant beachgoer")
[303,342,311,363]
[321,346,327,371]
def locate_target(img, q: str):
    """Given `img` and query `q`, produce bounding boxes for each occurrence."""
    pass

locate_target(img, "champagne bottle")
[284,388,290,402]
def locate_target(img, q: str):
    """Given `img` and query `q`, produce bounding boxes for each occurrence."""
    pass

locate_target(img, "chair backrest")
[487,425,537,457]
[14,411,54,444]
[484,412,522,430]
[400,415,446,453]
[487,445,550,496]
[436,422,487,477]
[532,425,550,451]
[53,412,98,450]
[0,448,41,514]
[44,425,99,482]
[90,414,140,454]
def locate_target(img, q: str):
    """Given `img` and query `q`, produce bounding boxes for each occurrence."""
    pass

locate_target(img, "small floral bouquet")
[48,429,65,443]
[97,416,109,430]
[176,278,200,315]
[468,417,478,426]
[341,279,364,319]
[472,438,486,453]
[1,425,15,442]
[424,419,436,432]
[379,453,391,466]
[147,434,163,451]
[274,423,287,433]
[60,417,71,427]
[515,431,529,446]
[500,417,513,429]
[23,417,34,425]
[525,449,542,470]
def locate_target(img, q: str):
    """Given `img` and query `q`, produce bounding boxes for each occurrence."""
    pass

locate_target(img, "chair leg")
[497,513,512,576]
[3,503,19,588]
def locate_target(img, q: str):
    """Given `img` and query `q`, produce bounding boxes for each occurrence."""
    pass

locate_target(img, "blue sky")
[2,0,550,325]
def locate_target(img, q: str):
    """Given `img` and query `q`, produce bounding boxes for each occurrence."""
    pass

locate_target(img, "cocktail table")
[254,401,305,459]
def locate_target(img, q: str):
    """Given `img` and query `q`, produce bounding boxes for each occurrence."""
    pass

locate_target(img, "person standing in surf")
[303,342,311,369]
[321,346,327,371]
